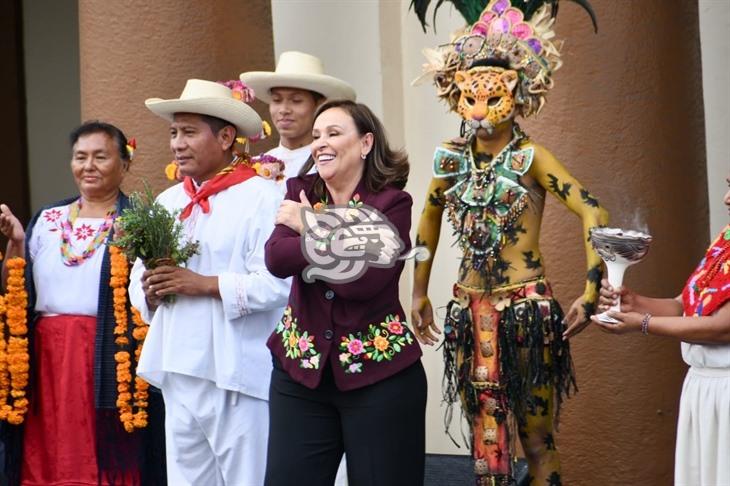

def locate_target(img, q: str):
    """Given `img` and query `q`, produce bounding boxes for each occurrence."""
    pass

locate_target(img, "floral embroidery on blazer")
[338,314,415,374]
[275,306,322,369]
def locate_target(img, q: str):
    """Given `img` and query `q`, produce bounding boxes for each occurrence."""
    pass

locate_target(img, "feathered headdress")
[412,0,597,117]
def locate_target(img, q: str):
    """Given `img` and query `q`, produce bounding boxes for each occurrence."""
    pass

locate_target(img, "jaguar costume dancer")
[410,1,607,484]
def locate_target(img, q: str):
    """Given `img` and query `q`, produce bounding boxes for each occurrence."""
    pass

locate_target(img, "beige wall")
[271,0,383,117]
[23,0,80,211]
[699,0,730,237]
[78,0,276,195]
[272,1,711,484]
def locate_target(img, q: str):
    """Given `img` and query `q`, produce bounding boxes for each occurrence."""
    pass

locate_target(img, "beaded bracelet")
[641,313,652,335]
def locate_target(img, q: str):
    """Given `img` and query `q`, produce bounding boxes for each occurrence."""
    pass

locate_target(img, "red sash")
[180,162,258,220]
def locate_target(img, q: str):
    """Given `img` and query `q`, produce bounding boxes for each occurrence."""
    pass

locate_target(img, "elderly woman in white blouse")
[0,121,165,486]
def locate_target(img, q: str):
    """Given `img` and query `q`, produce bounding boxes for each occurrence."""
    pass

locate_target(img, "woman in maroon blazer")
[264,100,426,486]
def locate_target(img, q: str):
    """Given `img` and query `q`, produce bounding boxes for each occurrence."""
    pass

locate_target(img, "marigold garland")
[0,293,8,422]
[109,245,150,432]
[0,257,29,425]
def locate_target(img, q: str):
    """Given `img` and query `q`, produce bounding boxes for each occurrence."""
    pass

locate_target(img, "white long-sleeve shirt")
[129,176,290,400]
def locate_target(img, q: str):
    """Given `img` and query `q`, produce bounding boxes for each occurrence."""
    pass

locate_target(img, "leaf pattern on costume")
[493,258,511,285]
[582,301,596,318]
[547,471,563,486]
[338,314,414,374]
[528,395,549,417]
[504,223,527,245]
[427,186,446,207]
[580,188,600,207]
[547,174,571,201]
[587,264,603,293]
[522,250,542,270]
[544,433,556,451]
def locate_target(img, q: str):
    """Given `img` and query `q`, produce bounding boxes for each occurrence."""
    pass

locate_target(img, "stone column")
[78,0,276,194]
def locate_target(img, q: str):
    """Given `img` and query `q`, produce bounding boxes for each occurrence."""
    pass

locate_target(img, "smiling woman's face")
[310,107,372,185]
[70,132,126,199]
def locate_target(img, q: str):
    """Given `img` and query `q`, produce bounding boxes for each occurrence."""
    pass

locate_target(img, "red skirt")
[21,315,137,486]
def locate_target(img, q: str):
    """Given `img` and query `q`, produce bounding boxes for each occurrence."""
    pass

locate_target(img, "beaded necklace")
[437,125,532,284]
[59,199,117,267]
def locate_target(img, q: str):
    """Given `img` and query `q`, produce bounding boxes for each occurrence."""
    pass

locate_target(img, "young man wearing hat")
[128,79,291,486]
[241,51,356,181]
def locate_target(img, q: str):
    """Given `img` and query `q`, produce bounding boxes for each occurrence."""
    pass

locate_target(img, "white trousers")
[335,456,347,485]
[163,373,269,486]
[675,367,730,486]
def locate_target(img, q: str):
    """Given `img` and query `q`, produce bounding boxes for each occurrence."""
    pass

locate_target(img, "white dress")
[675,341,730,485]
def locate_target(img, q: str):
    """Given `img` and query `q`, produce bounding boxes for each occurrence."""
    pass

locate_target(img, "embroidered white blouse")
[28,204,107,316]
[129,176,291,400]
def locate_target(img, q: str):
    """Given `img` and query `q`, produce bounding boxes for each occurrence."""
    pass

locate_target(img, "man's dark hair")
[200,114,237,137]
[69,120,130,161]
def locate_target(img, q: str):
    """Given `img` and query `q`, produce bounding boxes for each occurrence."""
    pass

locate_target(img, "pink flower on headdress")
[471,0,540,54]
[492,0,509,15]
[219,80,255,103]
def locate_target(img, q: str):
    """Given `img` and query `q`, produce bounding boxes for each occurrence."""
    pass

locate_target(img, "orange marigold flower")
[7,413,23,425]
[6,258,25,269]
[373,335,390,352]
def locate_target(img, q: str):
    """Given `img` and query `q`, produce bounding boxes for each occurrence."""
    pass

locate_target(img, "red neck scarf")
[682,225,730,316]
[180,161,258,220]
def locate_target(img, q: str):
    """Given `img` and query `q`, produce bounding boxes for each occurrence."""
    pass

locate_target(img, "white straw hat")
[145,79,262,136]
[240,51,356,104]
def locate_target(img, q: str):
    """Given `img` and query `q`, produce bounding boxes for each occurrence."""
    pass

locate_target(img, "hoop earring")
[459,120,467,138]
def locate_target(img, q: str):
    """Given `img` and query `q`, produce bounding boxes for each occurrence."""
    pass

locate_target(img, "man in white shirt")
[241,51,356,181]
[129,79,290,486]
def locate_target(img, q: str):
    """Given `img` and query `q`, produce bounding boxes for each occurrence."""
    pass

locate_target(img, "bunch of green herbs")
[112,183,199,268]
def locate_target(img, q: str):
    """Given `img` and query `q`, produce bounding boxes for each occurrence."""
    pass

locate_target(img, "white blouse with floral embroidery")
[28,204,107,316]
